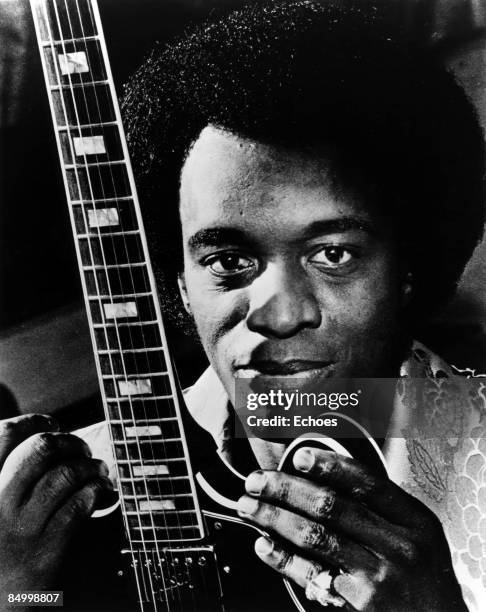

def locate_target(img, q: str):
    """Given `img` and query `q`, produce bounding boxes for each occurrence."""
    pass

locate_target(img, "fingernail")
[255,537,274,555]
[293,448,315,472]
[237,496,259,516]
[245,470,266,496]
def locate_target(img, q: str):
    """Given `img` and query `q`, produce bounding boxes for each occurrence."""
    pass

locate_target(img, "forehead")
[179,125,370,235]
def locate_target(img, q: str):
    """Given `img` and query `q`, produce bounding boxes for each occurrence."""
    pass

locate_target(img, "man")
[0,1,485,610]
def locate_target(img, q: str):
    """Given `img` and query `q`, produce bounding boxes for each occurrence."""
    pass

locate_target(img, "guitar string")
[53,1,166,608]
[41,1,152,606]
[44,1,158,608]
[78,3,193,607]
[77,1,189,607]
[63,0,193,607]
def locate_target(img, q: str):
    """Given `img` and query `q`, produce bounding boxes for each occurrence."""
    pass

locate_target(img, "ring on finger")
[305,571,346,608]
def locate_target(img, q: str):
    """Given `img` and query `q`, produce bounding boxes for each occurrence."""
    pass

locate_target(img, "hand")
[237,447,467,612]
[0,414,112,604]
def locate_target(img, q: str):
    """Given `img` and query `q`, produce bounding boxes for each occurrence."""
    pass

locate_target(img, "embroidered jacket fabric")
[78,341,486,611]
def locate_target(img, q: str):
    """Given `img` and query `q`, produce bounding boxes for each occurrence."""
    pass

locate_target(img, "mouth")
[235,359,334,378]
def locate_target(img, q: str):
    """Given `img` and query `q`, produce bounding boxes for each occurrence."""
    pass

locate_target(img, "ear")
[177,272,191,314]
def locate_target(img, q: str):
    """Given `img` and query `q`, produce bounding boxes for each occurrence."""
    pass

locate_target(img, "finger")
[0,414,59,469]
[48,476,112,536]
[0,432,92,505]
[254,537,347,607]
[254,536,322,587]
[245,470,415,560]
[333,570,376,611]
[292,447,431,527]
[237,495,378,573]
[24,458,110,526]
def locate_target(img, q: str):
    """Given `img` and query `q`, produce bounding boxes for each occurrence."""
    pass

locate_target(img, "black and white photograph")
[1,1,486,610]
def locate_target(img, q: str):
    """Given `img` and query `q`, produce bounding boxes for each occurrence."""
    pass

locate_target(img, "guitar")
[29,1,387,610]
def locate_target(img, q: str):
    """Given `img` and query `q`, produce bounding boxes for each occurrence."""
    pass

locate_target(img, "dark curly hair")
[122,0,485,332]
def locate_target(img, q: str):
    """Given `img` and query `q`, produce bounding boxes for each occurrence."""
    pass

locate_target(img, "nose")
[246,262,322,339]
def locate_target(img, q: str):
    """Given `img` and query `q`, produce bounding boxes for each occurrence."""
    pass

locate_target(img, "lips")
[235,359,334,377]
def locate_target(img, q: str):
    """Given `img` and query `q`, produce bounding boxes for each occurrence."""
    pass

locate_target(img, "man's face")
[178,126,406,404]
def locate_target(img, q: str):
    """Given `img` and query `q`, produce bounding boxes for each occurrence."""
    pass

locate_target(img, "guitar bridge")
[121,546,225,611]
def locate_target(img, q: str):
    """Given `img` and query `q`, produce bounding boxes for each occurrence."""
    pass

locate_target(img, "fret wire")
[117,458,186,464]
[70,196,133,205]
[40,35,99,45]
[78,230,141,238]
[105,395,174,402]
[82,262,146,269]
[113,439,183,444]
[111,418,178,424]
[121,476,190,482]
[89,293,153,301]
[49,79,109,90]
[57,120,118,130]
[130,538,201,544]
[64,160,127,169]
[132,524,197,542]
[93,320,158,328]
[103,372,168,378]
[98,346,162,353]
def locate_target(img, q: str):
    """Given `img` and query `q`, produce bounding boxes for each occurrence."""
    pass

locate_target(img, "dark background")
[1,0,486,424]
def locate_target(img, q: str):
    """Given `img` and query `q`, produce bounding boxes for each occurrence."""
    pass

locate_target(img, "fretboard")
[30,0,204,547]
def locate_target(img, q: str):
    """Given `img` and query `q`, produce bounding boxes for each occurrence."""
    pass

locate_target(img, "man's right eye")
[205,253,256,276]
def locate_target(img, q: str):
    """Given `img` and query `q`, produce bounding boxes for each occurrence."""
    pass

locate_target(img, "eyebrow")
[301,218,375,240]
[187,217,374,251]
[188,228,258,251]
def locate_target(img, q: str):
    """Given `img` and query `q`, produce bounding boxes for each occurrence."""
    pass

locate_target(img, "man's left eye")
[206,253,255,276]
[309,246,354,268]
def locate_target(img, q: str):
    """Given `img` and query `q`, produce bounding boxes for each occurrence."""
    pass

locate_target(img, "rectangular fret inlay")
[73,135,106,156]
[133,465,169,476]
[103,302,137,320]
[118,379,152,396]
[59,51,89,75]
[139,500,175,511]
[88,208,119,228]
[126,426,161,438]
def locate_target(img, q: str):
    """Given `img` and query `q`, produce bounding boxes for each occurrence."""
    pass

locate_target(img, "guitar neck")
[29,0,204,547]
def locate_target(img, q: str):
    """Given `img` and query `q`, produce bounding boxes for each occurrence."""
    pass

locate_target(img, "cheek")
[347,277,401,330]
[315,264,403,364]
[185,275,248,361]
